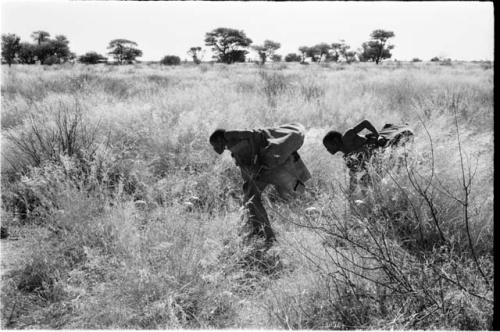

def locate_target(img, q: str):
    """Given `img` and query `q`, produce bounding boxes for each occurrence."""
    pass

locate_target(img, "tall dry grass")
[0,61,493,329]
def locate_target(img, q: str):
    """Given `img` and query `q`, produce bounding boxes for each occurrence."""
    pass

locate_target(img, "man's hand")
[377,136,387,146]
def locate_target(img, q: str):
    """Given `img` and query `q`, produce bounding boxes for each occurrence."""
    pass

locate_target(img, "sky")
[0,1,494,62]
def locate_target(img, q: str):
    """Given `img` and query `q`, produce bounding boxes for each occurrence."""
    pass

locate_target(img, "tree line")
[2,27,401,66]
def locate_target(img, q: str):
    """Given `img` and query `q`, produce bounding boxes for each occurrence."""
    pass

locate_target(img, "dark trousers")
[241,173,276,245]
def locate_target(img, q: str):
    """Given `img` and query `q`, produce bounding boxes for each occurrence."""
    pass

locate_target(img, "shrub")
[412,58,422,62]
[78,52,107,64]
[271,54,282,62]
[3,97,101,170]
[160,55,181,66]
[284,53,301,62]
[440,58,453,66]
[43,55,59,66]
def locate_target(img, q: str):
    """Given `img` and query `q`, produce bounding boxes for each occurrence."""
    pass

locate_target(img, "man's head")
[209,129,226,154]
[323,130,343,155]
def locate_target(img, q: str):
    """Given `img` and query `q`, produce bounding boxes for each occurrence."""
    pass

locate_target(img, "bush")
[412,58,422,62]
[160,55,181,66]
[79,52,107,64]
[284,53,301,62]
[43,55,59,66]
[3,97,100,170]
[440,58,453,66]
[271,54,282,62]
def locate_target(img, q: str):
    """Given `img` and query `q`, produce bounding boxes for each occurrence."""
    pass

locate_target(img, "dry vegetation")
[0,60,493,329]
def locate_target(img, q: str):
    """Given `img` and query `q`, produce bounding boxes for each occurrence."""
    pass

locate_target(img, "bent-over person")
[210,123,311,246]
[323,120,413,194]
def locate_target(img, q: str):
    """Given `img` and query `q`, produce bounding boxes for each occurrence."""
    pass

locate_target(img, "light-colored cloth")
[378,123,414,147]
[225,123,311,199]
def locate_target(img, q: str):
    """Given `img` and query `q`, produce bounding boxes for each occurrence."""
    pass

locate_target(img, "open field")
[0,61,494,329]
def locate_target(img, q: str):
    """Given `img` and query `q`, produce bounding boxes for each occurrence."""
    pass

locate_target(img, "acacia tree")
[1,34,21,66]
[360,29,395,64]
[187,46,203,64]
[204,27,252,64]
[107,39,142,64]
[252,40,281,64]
[31,31,50,45]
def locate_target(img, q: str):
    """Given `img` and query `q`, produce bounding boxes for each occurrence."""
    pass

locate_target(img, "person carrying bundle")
[323,120,414,194]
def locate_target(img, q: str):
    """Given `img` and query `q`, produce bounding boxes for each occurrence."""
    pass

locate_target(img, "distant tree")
[68,52,77,63]
[313,43,331,62]
[430,56,441,62]
[43,55,59,65]
[343,50,357,64]
[107,39,142,64]
[34,42,54,64]
[271,54,282,62]
[79,52,107,64]
[31,31,50,45]
[17,42,37,64]
[332,40,354,63]
[298,46,309,63]
[252,39,281,64]
[122,48,143,64]
[50,35,71,62]
[412,58,422,62]
[187,46,203,64]
[205,27,252,64]
[440,58,452,66]
[1,34,21,66]
[305,46,321,62]
[360,29,395,64]
[23,34,72,64]
[284,53,301,62]
[160,55,181,66]
[226,50,247,63]
[328,42,343,62]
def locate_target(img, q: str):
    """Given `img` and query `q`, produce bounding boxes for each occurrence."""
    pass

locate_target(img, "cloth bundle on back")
[210,123,311,246]
[378,123,414,147]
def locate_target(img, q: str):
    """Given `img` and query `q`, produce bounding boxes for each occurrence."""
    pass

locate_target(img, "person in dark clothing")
[323,120,413,194]
[210,123,311,246]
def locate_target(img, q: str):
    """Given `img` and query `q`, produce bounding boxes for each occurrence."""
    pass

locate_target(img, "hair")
[209,128,226,146]
[323,130,343,147]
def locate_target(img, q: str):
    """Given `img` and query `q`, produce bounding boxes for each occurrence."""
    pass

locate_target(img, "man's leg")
[242,180,275,245]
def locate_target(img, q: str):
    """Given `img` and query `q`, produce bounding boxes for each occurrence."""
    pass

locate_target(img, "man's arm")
[347,120,379,136]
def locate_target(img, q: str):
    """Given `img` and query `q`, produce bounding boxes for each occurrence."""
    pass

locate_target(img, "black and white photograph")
[0,1,494,329]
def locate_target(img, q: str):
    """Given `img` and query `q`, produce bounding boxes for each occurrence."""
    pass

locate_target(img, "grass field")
[0,61,493,329]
